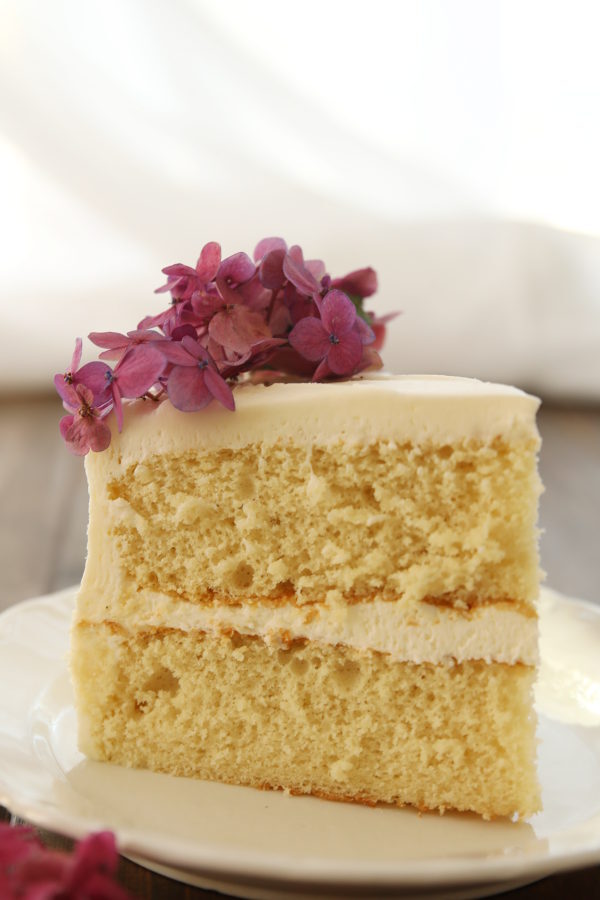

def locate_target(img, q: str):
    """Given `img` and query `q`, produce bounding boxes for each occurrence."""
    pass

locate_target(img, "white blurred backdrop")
[1,0,600,397]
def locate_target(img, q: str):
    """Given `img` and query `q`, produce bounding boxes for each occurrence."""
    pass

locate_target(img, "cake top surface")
[88,374,539,467]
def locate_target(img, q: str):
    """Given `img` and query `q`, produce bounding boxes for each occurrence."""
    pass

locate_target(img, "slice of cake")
[71,374,542,819]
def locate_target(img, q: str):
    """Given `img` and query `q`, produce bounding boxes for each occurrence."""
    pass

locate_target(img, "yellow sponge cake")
[71,374,542,818]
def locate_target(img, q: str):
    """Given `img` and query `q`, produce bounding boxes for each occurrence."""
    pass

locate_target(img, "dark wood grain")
[1,395,599,898]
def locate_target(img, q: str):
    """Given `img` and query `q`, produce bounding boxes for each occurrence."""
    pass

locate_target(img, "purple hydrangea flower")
[0,824,131,899]
[102,345,166,431]
[161,336,235,412]
[155,241,221,300]
[55,238,393,456]
[141,241,223,332]
[289,289,363,379]
[54,338,114,407]
[59,383,112,455]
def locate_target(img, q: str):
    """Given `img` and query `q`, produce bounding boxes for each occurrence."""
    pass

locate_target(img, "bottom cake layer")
[71,621,540,819]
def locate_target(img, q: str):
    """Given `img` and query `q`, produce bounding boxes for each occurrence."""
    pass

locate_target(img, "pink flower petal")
[239,273,272,310]
[64,414,111,455]
[312,357,332,381]
[88,331,127,350]
[288,316,330,361]
[54,374,78,406]
[59,414,75,440]
[158,341,196,366]
[162,263,197,278]
[204,366,235,410]
[195,241,221,282]
[268,295,291,335]
[326,327,363,375]
[138,309,173,330]
[354,316,375,345]
[87,417,112,452]
[167,366,213,412]
[191,289,225,319]
[253,236,287,261]
[208,306,271,355]
[305,258,326,281]
[114,346,166,397]
[258,248,286,291]
[283,246,320,296]
[98,348,125,361]
[169,324,198,342]
[320,290,357,336]
[75,361,112,404]
[69,831,119,888]
[217,252,255,285]
[331,266,378,298]
[75,383,95,408]
[285,284,319,324]
[181,335,206,359]
[0,823,43,865]
[71,337,83,372]
[214,276,241,306]
[356,345,383,373]
[112,384,124,432]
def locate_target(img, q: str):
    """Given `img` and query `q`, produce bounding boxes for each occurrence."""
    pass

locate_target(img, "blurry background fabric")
[1,0,600,398]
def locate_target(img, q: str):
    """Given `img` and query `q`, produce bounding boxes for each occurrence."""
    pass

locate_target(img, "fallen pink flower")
[0,824,131,899]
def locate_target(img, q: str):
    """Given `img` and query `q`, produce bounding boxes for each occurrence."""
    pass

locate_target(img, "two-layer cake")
[71,374,542,818]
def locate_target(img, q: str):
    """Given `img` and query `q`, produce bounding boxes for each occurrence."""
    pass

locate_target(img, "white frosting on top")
[108,374,539,464]
[77,591,538,666]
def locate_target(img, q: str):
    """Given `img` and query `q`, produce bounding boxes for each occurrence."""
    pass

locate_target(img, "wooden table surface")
[1,395,599,899]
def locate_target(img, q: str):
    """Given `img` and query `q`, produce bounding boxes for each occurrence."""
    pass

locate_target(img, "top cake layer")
[79,375,541,615]
[110,374,539,464]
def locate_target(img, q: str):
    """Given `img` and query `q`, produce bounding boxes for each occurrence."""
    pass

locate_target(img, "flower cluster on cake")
[54,238,393,455]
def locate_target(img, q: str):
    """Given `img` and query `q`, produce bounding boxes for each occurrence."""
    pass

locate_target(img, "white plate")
[1,587,599,900]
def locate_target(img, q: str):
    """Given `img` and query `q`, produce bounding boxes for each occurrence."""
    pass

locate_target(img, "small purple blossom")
[155,241,221,300]
[59,383,112,455]
[162,336,235,412]
[103,345,166,431]
[54,338,113,407]
[208,304,272,356]
[289,289,364,379]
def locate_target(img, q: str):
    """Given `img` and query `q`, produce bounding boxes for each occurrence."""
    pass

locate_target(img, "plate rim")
[1,586,600,890]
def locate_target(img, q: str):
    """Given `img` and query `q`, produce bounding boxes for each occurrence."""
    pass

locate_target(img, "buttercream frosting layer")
[75,592,538,666]
[102,374,540,467]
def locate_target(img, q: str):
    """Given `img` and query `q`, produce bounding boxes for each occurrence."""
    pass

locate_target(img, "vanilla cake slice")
[71,374,542,818]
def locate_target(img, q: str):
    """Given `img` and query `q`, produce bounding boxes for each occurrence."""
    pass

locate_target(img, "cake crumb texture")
[100,437,541,607]
[72,622,540,819]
